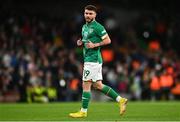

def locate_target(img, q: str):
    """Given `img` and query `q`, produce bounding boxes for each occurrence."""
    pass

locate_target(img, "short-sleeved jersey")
[82,20,107,63]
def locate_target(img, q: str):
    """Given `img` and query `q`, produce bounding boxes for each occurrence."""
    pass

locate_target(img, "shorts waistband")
[84,62,102,65]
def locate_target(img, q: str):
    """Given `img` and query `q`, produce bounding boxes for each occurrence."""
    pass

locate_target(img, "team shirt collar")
[86,20,96,26]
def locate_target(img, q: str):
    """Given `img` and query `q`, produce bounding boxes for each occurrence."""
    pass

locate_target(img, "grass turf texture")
[0,101,180,121]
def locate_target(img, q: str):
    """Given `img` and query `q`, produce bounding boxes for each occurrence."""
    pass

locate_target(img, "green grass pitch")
[0,101,180,121]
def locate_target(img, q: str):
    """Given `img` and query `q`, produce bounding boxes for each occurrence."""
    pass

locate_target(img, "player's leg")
[93,81,121,102]
[69,81,92,118]
[81,81,92,112]
[93,81,128,115]
[69,62,94,118]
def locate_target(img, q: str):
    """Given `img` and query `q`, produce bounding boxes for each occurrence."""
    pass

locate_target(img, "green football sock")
[101,85,119,101]
[82,91,91,109]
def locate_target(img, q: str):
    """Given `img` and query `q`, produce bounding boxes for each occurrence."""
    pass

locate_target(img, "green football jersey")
[82,20,107,63]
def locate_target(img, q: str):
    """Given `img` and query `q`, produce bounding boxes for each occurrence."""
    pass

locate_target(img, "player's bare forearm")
[86,35,111,49]
[95,36,111,47]
[94,35,111,48]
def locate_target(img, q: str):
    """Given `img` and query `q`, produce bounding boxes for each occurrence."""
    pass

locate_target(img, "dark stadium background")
[0,0,180,103]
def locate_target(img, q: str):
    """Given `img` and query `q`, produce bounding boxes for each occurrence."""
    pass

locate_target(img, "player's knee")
[82,81,92,91]
[93,83,103,90]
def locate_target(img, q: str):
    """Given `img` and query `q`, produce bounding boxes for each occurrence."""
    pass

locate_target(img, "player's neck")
[86,19,95,24]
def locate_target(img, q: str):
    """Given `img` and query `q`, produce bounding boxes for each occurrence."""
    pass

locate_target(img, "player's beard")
[86,17,93,23]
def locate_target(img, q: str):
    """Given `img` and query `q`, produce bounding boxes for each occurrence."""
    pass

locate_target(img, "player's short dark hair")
[84,5,97,13]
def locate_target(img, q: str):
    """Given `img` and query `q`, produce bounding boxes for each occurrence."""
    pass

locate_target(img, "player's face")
[84,9,96,23]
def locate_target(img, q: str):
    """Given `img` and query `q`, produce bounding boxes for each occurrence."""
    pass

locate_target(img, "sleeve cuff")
[101,34,108,40]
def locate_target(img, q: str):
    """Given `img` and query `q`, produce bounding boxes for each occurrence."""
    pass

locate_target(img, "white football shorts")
[82,62,103,82]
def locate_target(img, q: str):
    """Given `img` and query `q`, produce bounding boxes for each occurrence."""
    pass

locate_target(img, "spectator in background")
[171,75,180,100]
[159,68,174,100]
[150,71,161,100]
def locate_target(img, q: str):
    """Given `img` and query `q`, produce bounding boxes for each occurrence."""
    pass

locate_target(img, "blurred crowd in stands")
[0,6,180,103]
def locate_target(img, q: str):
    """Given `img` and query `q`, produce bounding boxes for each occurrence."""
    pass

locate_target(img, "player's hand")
[86,41,95,49]
[77,39,83,46]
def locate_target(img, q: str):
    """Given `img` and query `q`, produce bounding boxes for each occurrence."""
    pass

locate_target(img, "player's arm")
[86,34,111,48]
[77,26,84,46]
[94,34,111,47]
